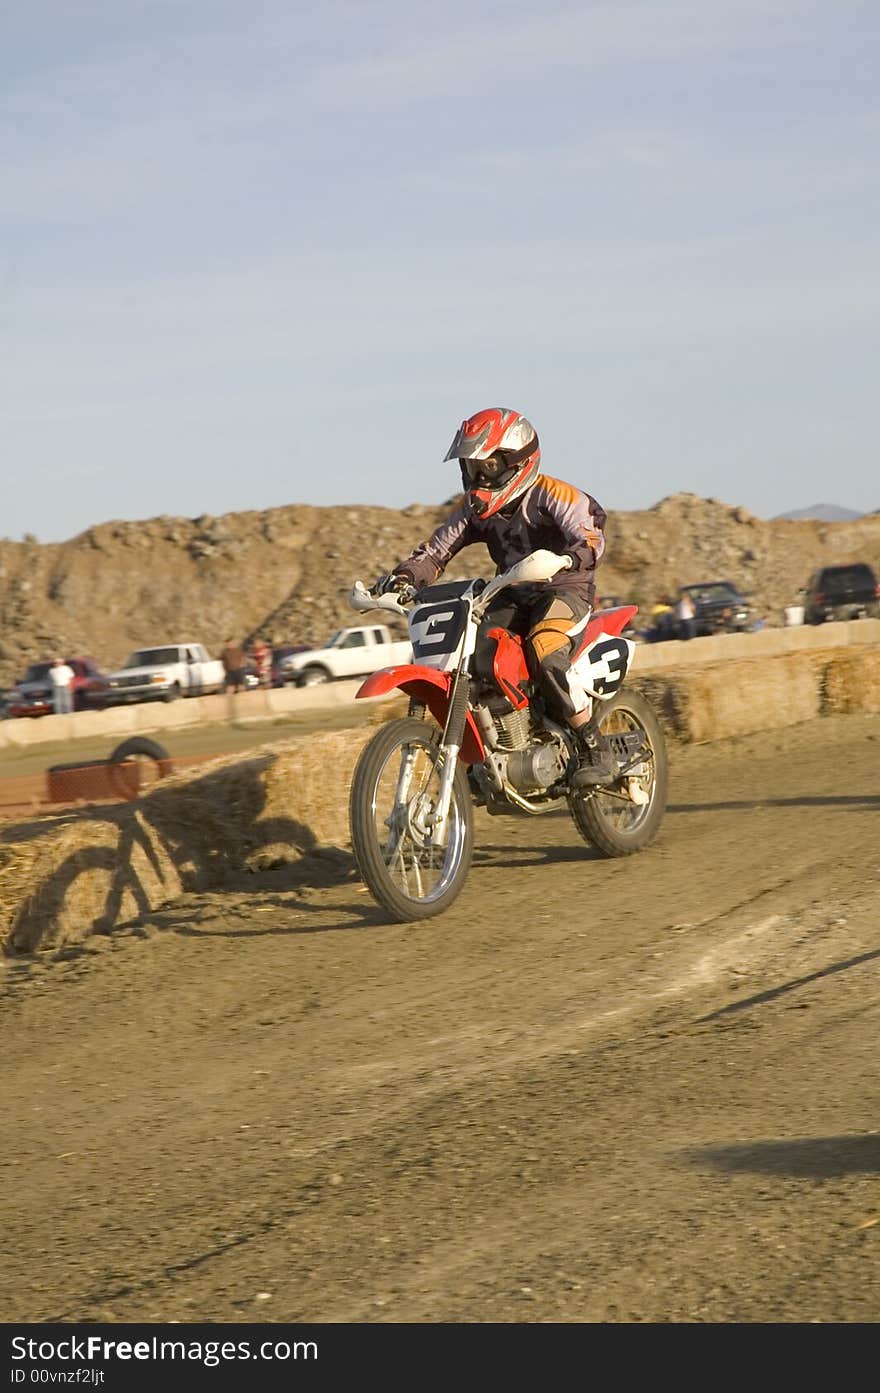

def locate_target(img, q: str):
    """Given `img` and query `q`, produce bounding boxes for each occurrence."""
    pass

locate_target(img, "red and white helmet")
[444,407,541,519]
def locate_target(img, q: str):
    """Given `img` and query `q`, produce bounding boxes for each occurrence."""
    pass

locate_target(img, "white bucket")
[784,605,805,627]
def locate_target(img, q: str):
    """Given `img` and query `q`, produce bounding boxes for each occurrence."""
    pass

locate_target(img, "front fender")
[356,665,485,766]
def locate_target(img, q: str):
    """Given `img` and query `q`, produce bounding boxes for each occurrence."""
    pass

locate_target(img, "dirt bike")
[347,549,668,922]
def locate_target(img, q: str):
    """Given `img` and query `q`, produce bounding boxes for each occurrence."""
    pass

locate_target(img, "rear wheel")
[569,689,668,856]
[349,716,474,922]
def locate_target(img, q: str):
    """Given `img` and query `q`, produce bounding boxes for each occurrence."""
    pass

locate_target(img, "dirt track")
[2,712,879,1324]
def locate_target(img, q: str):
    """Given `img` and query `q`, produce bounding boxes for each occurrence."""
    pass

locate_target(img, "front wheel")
[569,688,668,856]
[298,666,330,687]
[349,716,474,922]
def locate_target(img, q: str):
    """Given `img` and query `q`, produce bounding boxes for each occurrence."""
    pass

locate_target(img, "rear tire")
[569,688,668,856]
[349,716,473,922]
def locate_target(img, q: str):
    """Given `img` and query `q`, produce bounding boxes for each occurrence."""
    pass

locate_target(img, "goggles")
[460,453,514,488]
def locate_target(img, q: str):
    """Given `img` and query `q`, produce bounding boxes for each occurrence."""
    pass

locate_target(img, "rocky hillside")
[1,493,879,687]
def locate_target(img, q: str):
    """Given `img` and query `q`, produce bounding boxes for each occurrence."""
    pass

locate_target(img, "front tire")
[349,716,474,922]
[569,688,668,856]
[298,666,331,687]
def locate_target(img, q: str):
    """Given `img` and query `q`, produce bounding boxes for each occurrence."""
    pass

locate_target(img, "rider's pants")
[480,586,593,722]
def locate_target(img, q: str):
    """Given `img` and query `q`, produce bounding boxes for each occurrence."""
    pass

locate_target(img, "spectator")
[252,636,272,688]
[649,595,673,624]
[644,595,675,643]
[49,657,75,714]
[221,637,246,693]
[675,590,698,640]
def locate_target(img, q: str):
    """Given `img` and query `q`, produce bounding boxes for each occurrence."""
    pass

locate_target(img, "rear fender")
[569,606,639,702]
[356,664,485,765]
[572,605,638,661]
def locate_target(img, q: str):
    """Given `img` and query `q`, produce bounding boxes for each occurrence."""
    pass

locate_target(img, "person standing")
[221,637,246,693]
[252,636,272,688]
[49,657,75,714]
[675,590,697,640]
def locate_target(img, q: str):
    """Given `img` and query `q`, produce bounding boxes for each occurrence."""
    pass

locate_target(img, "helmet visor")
[444,421,493,462]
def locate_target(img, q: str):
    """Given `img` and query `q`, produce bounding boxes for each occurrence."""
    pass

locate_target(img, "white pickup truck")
[99,643,227,705]
[280,624,413,687]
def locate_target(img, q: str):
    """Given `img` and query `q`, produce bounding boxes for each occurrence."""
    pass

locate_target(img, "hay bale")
[233,728,372,870]
[632,651,824,743]
[821,645,880,714]
[644,645,880,741]
[365,693,410,726]
[1,729,374,957]
[1,806,186,957]
[687,651,823,742]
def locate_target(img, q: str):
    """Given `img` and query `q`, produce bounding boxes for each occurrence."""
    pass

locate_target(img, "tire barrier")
[45,758,121,805]
[42,738,175,806]
[105,737,175,801]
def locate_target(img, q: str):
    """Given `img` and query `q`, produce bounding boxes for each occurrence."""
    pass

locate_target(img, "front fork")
[426,668,471,846]
[390,738,458,851]
[404,670,469,848]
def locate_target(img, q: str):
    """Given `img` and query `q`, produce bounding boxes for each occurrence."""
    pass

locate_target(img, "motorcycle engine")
[505,740,567,793]
[474,696,568,794]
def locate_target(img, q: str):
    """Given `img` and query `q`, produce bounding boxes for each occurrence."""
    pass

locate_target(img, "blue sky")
[2,0,878,542]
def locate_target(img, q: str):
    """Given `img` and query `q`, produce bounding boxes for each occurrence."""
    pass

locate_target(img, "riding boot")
[570,727,616,789]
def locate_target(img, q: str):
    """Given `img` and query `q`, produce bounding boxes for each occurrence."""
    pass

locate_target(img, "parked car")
[98,643,226,705]
[5,657,109,718]
[802,563,880,624]
[279,624,412,687]
[677,581,753,637]
[271,643,311,687]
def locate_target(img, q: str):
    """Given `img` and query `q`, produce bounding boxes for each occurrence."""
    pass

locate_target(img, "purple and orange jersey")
[397,475,607,603]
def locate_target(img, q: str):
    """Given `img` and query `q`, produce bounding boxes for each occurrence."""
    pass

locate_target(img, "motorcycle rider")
[374,406,616,787]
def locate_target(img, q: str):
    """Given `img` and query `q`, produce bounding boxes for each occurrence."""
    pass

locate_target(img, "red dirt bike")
[348,549,668,922]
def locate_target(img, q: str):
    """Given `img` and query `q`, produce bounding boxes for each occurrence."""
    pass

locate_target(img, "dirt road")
[2,713,878,1324]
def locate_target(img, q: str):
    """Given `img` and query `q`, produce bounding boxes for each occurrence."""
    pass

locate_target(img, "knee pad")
[527,618,572,667]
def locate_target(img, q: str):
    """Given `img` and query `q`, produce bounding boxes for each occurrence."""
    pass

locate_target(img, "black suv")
[802,563,879,624]
[678,581,752,636]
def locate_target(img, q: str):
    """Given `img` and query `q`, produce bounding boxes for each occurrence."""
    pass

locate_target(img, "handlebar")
[348,580,410,617]
[349,550,572,618]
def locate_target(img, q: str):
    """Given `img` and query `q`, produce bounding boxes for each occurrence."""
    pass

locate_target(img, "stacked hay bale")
[1,729,372,957]
[633,646,877,742]
[821,646,880,714]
